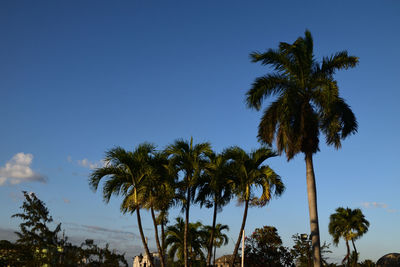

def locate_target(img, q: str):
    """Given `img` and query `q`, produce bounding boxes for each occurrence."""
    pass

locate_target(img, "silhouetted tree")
[244,226,293,267]
[246,30,358,266]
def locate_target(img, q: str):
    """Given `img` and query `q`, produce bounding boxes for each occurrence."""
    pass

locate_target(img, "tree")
[80,239,128,266]
[328,207,369,266]
[291,234,332,267]
[196,151,233,266]
[165,137,212,267]
[89,144,156,267]
[359,259,376,267]
[246,30,358,266]
[244,226,293,267]
[12,191,62,266]
[7,192,127,266]
[165,217,206,266]
[201,223,229,266]
[140,151,176,267]
[226,146,285,267]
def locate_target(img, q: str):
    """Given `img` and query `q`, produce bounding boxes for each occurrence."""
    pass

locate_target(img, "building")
[133,252,161,267]
[214,254,241,267]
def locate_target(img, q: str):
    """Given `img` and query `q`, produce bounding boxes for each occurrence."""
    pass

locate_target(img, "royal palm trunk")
[305,153,322,267]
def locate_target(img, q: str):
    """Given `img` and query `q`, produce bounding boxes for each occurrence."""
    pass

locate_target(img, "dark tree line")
[0,191,127,267]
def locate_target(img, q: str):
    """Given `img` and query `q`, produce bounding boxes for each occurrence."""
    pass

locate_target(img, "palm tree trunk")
[136,207,155,267]
[344,240,351,266]
[213,244,217,266]
[231,198,249,267]
[184,188,190,267]
[161,218,166,259]
[305,153,322,267]
[151,207,165,267]
[351,238,358,266]
[206,201,218,266]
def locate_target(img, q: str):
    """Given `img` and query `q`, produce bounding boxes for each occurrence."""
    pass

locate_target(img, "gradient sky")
[1,0,399,263]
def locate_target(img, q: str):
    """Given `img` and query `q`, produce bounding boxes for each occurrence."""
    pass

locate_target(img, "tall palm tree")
[226,146,285,267]
[328,207,369,266]
[165,137,212,267]
[196,152,233,266]
[140,151,176,267]
[165,217,206,265]
[89,144,156,267]
[246,30,358,267]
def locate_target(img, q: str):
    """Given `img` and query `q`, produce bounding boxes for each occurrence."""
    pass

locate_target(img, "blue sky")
[1,0,399,263]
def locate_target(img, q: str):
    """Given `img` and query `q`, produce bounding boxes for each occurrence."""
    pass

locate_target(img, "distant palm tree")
[165,217,206,265]
[89,144,155,267]
[246,30,358,266]
[201,223,229,266]
[226,146,285,267]
[328,207,369,266]
[165,137,212,267]
[196,151,232,266]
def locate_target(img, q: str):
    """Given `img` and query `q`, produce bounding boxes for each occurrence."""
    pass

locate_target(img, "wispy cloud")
[0,153,47,186]
[64,222,139,241]
[361,202,397,213]
[68,156,105,170]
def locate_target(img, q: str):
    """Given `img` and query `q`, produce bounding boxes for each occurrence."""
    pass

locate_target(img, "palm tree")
[165,137,212,267]
[165,217,206,265]
[226,146,285,267]
[196,152,233,266]
[201,223,229,266]
[328,207,369,266]
[140,151,176,267]
[246,30,358,267]
[89,144,156,267]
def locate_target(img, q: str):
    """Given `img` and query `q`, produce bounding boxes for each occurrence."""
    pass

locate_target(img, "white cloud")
[77,158,105,169]
[361,202,396,213]
[67,156,105,170]
[0,153,46,186]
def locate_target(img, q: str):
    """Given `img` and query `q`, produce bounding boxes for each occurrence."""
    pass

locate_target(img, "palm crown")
[89,143,157,267]
[246,30,358,159]
[329,207,370,245]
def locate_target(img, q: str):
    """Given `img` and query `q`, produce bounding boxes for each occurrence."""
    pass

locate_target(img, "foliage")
[290,234,332,267]
[165,217,207,264]
[89,143,157,267]
[328,207,369,265]
[246,30,358,158]
[359,259,376,267]
[245,29,358,266]
[11,191,62,266]
[244,226,294,267]
[165,137,212,267]
[226,146,285,266]
[196,151,233,265]
[2,191,127,266]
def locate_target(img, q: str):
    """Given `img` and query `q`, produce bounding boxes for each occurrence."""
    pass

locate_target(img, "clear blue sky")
[1,0,399,263]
